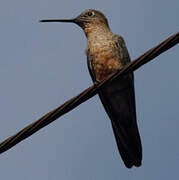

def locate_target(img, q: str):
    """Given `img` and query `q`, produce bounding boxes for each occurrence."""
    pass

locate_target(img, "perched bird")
[40,9,142,168]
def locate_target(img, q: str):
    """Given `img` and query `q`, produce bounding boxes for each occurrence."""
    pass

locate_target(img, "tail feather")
[98,74,142,168]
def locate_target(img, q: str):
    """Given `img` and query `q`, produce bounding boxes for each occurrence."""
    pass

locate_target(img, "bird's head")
[40,9,110,36]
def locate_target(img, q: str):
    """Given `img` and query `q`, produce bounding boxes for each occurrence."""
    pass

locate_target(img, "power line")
[0,32,178,154]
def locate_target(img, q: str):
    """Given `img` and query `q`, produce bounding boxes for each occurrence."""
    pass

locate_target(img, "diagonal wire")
[0,32,178,154]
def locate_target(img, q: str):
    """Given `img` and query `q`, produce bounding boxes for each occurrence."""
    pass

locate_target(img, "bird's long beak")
[40,17,85,28]
[40,19,76,23]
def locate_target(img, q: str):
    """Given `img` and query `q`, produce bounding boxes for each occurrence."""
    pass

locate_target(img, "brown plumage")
[84,10,142,168]
[40,9,142,168]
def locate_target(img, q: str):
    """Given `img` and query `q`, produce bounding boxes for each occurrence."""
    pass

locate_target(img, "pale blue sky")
[0,0,178,179]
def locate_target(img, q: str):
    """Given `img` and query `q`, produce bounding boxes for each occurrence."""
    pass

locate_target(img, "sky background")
[0,0,178,179]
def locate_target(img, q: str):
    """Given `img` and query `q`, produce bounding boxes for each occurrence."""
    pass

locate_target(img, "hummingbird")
[40,9,142,168]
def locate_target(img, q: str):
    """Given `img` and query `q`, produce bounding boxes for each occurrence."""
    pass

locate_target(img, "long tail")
[98,74,142,168]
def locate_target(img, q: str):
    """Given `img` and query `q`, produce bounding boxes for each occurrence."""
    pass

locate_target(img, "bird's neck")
[86,26,114,53]
[84,23,111,38]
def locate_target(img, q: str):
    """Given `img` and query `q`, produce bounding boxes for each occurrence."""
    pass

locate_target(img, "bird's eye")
[87,11,94,17]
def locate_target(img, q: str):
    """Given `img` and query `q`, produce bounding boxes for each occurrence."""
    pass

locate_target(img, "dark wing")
[87,36,142,168]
